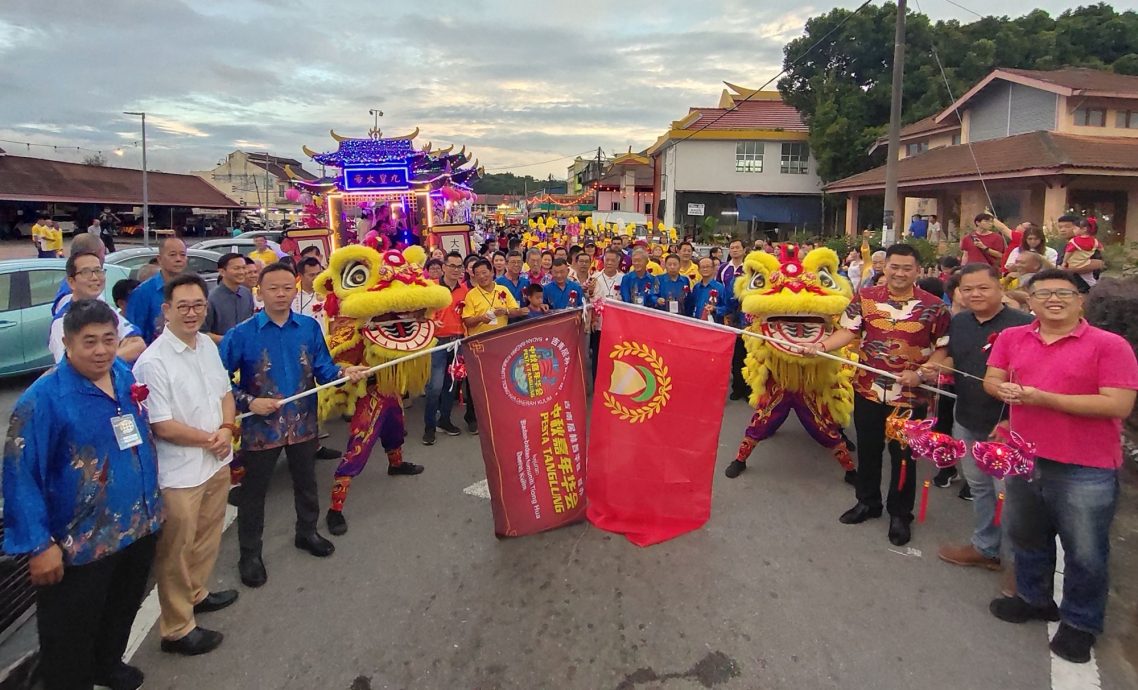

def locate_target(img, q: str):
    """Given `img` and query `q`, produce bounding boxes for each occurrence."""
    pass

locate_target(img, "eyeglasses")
[1029,289,1078,301]
[444,263,463,269]
[73,267,106,278]
[174,302,207,315]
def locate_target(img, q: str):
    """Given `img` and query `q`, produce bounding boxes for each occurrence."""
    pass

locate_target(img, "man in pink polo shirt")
[984,268,1138,664]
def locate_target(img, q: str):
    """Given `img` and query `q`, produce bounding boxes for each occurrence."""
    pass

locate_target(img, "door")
[0,272,21,375]
[22,268,66,371]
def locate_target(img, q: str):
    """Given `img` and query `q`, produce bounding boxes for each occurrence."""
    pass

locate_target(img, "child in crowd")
[1062,219,1102,289]
[112,278,140,321]
[524,284,547,318]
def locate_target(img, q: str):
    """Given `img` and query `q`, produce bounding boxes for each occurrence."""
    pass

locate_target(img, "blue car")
[0,258,131,376]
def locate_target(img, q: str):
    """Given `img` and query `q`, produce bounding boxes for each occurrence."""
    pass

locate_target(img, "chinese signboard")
[686,203,705,216]
[341,166,411,191]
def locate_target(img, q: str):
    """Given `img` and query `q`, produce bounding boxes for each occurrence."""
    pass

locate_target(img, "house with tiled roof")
[193,150,318,224]
[648,84,822,237]
[826,67,1138,242]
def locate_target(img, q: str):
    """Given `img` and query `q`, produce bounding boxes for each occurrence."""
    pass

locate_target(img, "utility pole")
[882,0,907,246]
[124,112,149,246]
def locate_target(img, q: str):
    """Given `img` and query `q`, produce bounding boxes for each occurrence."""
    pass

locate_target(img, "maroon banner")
[462,311,588,537]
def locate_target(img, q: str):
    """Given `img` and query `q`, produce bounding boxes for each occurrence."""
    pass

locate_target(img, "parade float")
[285,126,483,251]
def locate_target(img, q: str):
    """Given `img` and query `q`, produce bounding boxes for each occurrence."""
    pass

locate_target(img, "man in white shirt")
[132,273,238,657]
[49,251,145,363]
[291,256,324,322]
[589,249,624,381]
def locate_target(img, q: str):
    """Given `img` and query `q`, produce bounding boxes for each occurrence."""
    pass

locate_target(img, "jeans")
[954,421,1006,560]
[423,337,457,431]
[852,395,920,519]
[1006,458,1119,634]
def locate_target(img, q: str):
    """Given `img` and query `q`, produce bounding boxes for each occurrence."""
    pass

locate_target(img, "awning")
[735,195,820,225]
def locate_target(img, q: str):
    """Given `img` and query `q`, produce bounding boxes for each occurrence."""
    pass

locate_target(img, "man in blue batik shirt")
[543,258,584,310]
[656,253,691,314]
[126,237,188,344]
[219,263,367,590]
[620,248,658,306]
[687,257,730,323]
[3,299,163,690]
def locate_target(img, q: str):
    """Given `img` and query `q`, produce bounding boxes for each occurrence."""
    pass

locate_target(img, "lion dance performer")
[315,244,452,535]
[724,245,858,480]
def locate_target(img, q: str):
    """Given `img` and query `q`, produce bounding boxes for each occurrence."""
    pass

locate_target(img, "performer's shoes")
[94,662,144,690]
[1050,623,1095,664]
[161,627,224,656]
[422,428,436,446]
[239,554,267,588]
[729,391,747,401]
[887,516,912,546]
[227,485,242,508]
[389,462,425,476]
[989,595,1060,624]
[316,446,343,460]
[294,533,335,557]
[838,503,882,524]
[843,469,858,486]
[724,460,747,478]
[439,421,462,436]
[194,589,239,613]
[467,420,479,435]
[326,509,348,536]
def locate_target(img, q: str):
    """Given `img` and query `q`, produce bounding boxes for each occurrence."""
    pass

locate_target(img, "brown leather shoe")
[937,543,1002,571]
[1001,564,1016,597]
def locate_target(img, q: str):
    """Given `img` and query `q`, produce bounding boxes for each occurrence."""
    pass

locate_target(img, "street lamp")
[123,111,149,247]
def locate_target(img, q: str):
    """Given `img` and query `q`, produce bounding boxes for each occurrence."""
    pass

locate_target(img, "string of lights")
[0,137,140,157]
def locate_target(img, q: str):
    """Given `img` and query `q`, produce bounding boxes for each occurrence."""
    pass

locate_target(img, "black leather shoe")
[194,589,238,614]
[729,391,746,401]
[227,485,241,507]
[843,469,858,486]
[839,503,883,524]
[94,662,144,690]
[315,445,342,460]
[326,509,347,536]
[388,461,424,476]
[294,532,335,557]
[989,596,1060,624]
[239,554,267,588]
[724,460,747,478]
[888,516,912,546]
[161,627,224,656]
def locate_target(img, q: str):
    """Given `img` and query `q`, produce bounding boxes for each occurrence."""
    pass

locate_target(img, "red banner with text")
[586,302,735,546]
[463,312,588,537]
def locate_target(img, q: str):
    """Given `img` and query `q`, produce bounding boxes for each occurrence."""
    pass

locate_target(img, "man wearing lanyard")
[619,248,658,306]
[718,239,749,400]
[4,299,163,690]
[291,257,324,321]
[423,252,469,446]
[204,253,255,344]
[543,258,584,310]
[495,250,529,305]
[219,263,368,588]
[687,257,728,323]
[127,237,188,344]
[462,259,527,434]
[589,249,623,381]
[656,254,691,314]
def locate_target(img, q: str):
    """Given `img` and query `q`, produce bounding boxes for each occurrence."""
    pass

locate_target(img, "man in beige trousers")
[133,273,239,656]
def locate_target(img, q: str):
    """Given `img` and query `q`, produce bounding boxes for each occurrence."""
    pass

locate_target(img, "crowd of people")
[2,210,1134,689]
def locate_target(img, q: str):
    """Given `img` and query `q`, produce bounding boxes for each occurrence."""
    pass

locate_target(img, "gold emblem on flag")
[603,341,671,423]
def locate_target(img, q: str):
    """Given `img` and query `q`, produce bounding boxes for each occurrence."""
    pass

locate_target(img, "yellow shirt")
[679,261,699,282]
[42,225,63,253]
[31,223,45,248]
[646,261,663,276]
[249,248,278,266]
[462,284,518,336]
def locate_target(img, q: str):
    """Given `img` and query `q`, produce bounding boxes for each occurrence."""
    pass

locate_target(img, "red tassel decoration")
[897,458,908,491]
[993,491,1005,527]
[918,480,931,523]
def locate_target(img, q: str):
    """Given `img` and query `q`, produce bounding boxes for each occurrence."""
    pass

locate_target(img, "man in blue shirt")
[543,258,583,310]
[495,250,529,304]
[126,237,188,344]
[220,263,367,589]
[908,214,929,240]
[687,257,729,322]
[656,254,691,314]
[620,248,658,306]
[50,233,107,316]
[4,299,163,690]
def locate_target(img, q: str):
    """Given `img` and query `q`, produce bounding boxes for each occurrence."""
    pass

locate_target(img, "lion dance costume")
[315,244,452,535]
[724,246,858,479]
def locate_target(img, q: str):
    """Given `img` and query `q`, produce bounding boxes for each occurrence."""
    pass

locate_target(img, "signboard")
[429,223,472,258]
[687,203,705,216]
[341,166,411,192]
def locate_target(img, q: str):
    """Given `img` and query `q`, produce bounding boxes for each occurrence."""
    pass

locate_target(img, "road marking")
[124,505,238,660]
[887,546,922,558]
[1050,538,1102,690]
[463,479,490,500]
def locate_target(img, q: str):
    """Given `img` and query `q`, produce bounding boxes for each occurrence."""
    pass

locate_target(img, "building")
[194,150,318,223]
[648,83,824,238]
[592,150,654,222]
[826,67,1138,243]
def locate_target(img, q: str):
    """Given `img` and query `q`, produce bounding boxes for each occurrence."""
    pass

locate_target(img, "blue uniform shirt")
[3,358,163,565]
[687,279,729,322]
[656,274,690,311]
[220,310,342,451]
[543,280,584,310]
[620,271,658,306]
[495,274,530,305]
[125,272,167,344]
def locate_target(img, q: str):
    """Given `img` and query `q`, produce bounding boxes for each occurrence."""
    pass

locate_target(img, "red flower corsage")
[569,290,579,303]
[983,332,999,352]
[497,289,508,301]
[130,383,149,414]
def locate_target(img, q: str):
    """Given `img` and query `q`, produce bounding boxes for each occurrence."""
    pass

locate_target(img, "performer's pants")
[737,386,853,470]
[852,395,921,520]
[730,335,748,398]
[36,533,157,690]
[331,389,406,512]
[424,336,458,432]
[155,466,229,640]
[238,438,320,556]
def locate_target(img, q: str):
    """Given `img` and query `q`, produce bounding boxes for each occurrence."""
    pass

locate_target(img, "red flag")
[463,312,588,537]
[586,302,735,546]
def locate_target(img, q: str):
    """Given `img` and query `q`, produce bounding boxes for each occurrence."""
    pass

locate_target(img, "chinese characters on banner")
[463,312,588,537]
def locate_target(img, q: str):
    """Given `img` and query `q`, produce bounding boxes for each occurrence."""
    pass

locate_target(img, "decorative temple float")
[286,126,482,250]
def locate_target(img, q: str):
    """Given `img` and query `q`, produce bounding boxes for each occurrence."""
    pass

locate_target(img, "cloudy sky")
[0,0,1082,179]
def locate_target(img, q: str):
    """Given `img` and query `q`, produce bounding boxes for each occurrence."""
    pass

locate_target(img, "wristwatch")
[220,422,240,436]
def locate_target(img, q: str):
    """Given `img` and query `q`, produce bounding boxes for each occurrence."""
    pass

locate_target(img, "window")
[1074,107,1107,127]
[1116,110,1138,129]
[610,201,620,211]
[0,273,12,312]
[780,143,809,174]
[28,270,65,307]
[905,142,929,156]
[951,133,962,146]
[187,255,219,275]
[735,142,764,173]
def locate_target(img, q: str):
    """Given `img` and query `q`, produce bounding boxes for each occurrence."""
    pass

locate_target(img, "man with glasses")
[984,268,1138,664]
[423,252,468,445]
[49,252,145,363]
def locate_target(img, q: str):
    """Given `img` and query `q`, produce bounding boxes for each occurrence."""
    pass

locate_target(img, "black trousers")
[463,379,477,425]
[36,533,158,690]
[238,438,320,556]
[853,395,923,519]
[730,335,748,397]
[589,330,602,382]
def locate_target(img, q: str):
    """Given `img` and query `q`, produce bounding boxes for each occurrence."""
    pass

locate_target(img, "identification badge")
[110,414,143,450]
[668,299,679,314]
[634,295,644,306]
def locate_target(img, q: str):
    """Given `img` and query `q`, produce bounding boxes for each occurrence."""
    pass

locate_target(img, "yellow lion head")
[735,247,852,357]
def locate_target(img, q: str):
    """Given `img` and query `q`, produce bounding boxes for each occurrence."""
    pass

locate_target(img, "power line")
[484,149,596,172]
[943,0,984,19]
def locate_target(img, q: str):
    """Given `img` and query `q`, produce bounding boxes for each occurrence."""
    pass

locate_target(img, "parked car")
[104,247,223,290]
[15,215,77,237]
[236,229,285,244]
[0,259,130,376]
[194,236,284,260]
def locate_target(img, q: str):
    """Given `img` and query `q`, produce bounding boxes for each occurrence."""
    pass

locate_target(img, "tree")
[82,153,107,166]
[473,172,560,195]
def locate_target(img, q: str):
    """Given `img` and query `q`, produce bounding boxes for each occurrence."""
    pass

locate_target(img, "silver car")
[105,247,223,290]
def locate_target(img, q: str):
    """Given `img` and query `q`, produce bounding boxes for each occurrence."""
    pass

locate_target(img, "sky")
[0,0,1093,180]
